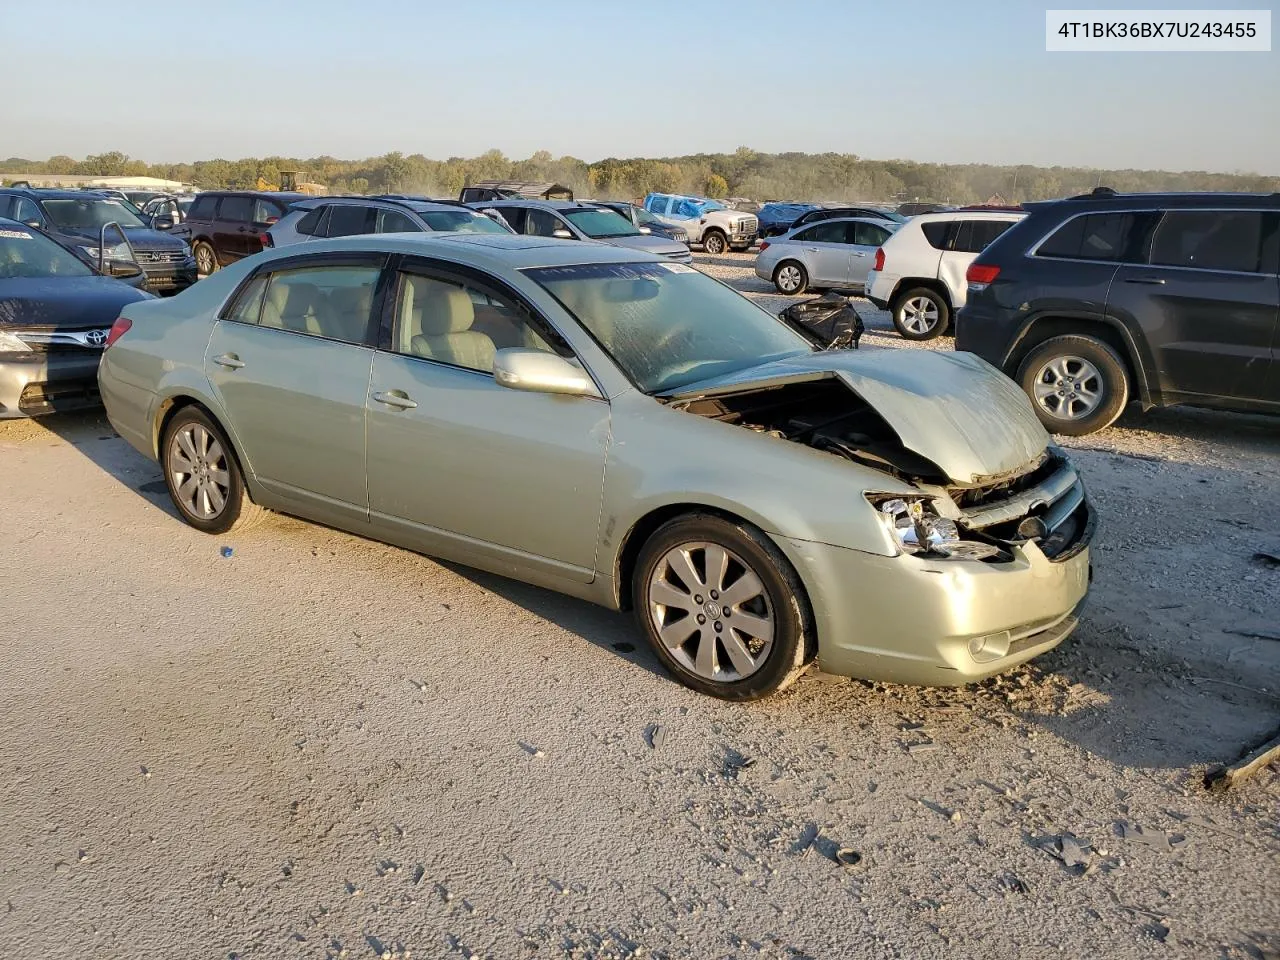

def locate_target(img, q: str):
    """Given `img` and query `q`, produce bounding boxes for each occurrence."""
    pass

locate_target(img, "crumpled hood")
[0,276,153,328]
[663,350,1050,483]
[604,233,691,257]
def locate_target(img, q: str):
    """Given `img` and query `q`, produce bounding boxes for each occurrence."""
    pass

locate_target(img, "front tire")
[193,241,218,276]
[162,406,264,534]
[891,287,950,340]
[773,260,808,295]
[1017,334,1130,436]
[702,230,728,255]
[633,514,811,700]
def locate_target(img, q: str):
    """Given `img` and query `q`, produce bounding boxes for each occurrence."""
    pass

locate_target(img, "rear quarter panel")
[100,260,257,459]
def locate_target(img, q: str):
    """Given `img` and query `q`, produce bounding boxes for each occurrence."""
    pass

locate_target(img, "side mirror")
[551,228,573,240]
[108,260,144,280]
[638,226,652,235]
[152,216,174,231]
[493,348,600,399]
[22,219,43,230]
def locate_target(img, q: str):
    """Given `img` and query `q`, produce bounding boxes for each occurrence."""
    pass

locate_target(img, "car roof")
[906,210,1026,223]
[289,195,477,214]
[1027,189,1280,212]
[255,232,660,271]
[474,199,609,212]
[0,188,132,200]
[199,190,310,201]
[789,216,900,229]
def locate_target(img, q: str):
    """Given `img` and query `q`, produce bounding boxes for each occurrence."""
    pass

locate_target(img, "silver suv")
[475,199,693,262]
[266,196,512,247]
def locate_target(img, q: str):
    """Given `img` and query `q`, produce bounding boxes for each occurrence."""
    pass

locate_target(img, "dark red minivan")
[178,191,308,275]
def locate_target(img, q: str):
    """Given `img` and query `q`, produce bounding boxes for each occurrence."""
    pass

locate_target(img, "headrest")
[419,285,475,336]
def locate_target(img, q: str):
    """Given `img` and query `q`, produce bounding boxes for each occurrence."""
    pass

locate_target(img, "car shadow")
[436,561,669,683]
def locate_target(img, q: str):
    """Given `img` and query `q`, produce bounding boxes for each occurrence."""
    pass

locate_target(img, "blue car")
[757,202,822,238]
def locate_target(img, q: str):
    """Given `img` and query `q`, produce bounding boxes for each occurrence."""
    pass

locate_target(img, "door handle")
[850,252,867,257]
[372,390,418,409]
[1124,277,1166,285]
[806,247,820,252]
[213,353,245,369]
[237,226,248,233]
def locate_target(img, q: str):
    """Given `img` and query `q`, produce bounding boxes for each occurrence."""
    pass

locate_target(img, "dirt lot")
[1,251,1278,960]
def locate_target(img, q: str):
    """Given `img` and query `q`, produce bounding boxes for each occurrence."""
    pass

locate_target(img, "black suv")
[177,191,308,275]
[957,189,1280,435]
[0,188,196,295]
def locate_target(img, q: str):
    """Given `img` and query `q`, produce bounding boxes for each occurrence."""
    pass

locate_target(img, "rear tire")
[891,287,950,340]
[773,260,809,295]
[193,241,218,277]
[702,230,728,255]
[1017,334,1130,436]
[162,406,264,534]
[632,513,811,701]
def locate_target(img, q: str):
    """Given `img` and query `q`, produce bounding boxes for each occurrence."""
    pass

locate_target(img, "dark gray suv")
[957,189,1280,434]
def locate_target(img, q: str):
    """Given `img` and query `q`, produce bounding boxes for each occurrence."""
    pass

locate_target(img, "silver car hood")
[605,234,690,257]
[662,350,1050,483]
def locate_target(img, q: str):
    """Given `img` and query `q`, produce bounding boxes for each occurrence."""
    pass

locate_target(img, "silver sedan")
[755,217,900,295]
[98,234,1092,700]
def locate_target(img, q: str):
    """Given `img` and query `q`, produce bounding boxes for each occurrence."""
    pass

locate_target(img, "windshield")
[526,261,814,394]
[421,210,509,233]
[563,208,640,239]
[41,198,148,231]
[0,227,94,279]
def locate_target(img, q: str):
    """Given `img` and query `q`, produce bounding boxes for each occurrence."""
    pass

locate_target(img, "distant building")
[0,173,193,192]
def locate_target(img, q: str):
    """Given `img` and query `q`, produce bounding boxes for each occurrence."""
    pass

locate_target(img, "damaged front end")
[663,355,1092,565]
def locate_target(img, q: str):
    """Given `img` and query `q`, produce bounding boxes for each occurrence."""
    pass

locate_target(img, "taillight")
[260,233,274,247]
[105,317,131,348]
[264,216,279,225]
[758,241,770,251]
[873,247,885,271]
[966,263,1000,289]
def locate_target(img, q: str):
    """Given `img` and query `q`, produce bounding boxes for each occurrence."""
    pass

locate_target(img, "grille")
[736,216,759,235]
[136,250,187,264]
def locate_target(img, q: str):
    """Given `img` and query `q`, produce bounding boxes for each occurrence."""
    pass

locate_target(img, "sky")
[4,0,1278,174]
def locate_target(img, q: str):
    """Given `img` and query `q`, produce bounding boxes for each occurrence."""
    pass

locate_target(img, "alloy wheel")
[900,296,940,335]
[647,541,775,682]
[1031,355,1104,420]
[168,423,231,520]
[195,244,215,275]
[776,264,802,293]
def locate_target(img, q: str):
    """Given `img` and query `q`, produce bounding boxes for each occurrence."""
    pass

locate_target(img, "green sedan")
[97,233,1093,700]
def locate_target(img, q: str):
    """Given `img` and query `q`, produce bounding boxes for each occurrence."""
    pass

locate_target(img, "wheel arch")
[1003,315,1153,408]
[154,394,256,494]
[614,501,819,662]
[889,277,952,311]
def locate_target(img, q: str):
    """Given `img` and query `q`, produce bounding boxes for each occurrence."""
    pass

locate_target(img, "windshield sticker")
[0,230,33,239]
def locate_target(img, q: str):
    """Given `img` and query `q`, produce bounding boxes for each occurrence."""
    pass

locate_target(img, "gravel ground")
[1,251,1278,960]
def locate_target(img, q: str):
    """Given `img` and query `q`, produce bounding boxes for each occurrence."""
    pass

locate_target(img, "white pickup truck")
[642,193,758,254]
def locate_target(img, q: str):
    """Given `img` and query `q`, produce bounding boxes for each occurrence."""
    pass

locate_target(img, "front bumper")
[140,261,198,295]
[0,352,103,418]
[779,508,1094,685]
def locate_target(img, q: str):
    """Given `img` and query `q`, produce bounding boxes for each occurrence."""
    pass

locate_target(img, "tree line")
[2,148,1274,203]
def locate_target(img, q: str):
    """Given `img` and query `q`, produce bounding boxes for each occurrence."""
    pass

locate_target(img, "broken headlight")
[872,496,1002,561]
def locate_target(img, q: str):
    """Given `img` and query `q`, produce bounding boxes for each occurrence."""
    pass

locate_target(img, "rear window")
[920,222,950,249]
[951,219,1016,254]
[218,196,254,223]
[1149,210,1266,273]
[188,195,217,220]
[252,198,284,225]
[1036,212,1142,262]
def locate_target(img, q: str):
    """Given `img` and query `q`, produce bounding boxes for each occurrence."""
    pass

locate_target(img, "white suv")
[864,210,1024,340]
[642,193,758,254]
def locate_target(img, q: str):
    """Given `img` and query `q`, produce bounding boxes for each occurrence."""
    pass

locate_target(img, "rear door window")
[524,209,563,237]
[225,273,270,324]
[851,221,892,247]
[1149,210,1266,273]
[1036,212,1144,262]
[218,196,254,224]
[795,222,846,244]
[377,208,419,233]
[951,219,1016,254]
[260,263,382,343]
[325,205,375,238]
